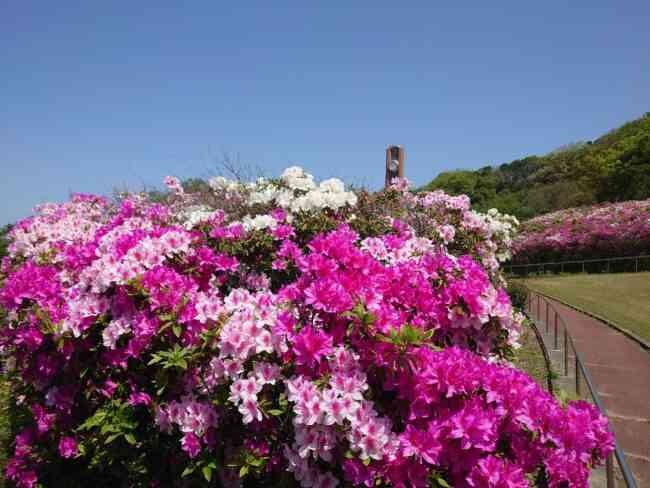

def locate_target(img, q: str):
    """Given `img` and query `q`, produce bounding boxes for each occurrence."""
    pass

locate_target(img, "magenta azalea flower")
[58,437,78,459]
[180,432,201,459]
[292,327,334,367]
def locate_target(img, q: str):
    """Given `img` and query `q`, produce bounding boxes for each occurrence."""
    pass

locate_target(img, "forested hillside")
[422,112,650,219]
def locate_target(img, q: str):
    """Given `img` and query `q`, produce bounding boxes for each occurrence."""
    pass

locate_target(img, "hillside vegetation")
[422,113,650,219]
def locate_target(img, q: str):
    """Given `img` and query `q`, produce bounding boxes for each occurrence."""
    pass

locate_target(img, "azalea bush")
[0,168,612,487]
[512,199,650,264]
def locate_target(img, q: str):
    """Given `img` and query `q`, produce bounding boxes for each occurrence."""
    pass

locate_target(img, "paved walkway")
[534,296,650,487]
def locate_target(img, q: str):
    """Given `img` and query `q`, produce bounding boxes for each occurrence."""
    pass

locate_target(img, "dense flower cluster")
[0,168,612,487]
[512,199,650,263]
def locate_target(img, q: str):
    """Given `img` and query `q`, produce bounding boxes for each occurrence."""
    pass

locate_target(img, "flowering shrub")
[0,168,612,487]
[512,199,650,264]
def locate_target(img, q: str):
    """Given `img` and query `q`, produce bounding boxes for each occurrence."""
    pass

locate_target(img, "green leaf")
[267,409,283,416]
[104,433,120,444]
[124,433,137,445]
[239,465,249,478]
[181,466,195,477]
[172,323,182,337]
[78,410,107,430]
[278,394,288,408]
[148,355,162,366]
[380,324,434,349]
[202,465,213,482]
[429,471,452,488]
[249,457,265,467]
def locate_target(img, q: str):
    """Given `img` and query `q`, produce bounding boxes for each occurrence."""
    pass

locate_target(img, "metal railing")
[525,290,638,488]
[505,255,650,277]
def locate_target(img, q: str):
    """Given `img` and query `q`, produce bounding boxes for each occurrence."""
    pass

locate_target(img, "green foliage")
[379,324,438,353]
[148,344,195,370]
[506,281,529,310]
[0,374,11,488]
[0,224,12,485]
[77,400,140,447]
[0,224,12,260]
[428,470,452,487]
[422,113,650,219]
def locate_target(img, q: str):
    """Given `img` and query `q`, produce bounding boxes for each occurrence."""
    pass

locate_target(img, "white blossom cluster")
[248,166,358,214]
[484,208,520,262]
[207,176,244,193]
[180,205,219,230]
[241,214,278,232]
[487,207,520,228]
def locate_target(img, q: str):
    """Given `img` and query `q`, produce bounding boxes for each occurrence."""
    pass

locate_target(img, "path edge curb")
[530,289,650,352]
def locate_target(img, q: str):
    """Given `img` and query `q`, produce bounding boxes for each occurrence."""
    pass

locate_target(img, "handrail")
[524,289,638,488]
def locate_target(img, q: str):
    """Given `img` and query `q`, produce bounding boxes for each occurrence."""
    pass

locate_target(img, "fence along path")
[505,255,650,277]
[527,291,649,487]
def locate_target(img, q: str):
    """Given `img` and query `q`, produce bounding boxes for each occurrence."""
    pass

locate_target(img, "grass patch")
[513,321,550,389]
[0,374,10,488]
[521,272,650,342]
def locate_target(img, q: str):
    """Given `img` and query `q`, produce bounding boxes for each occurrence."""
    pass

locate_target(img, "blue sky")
[2,1,649,225]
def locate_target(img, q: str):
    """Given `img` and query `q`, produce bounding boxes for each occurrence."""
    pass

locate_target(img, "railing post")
[582,261,585,273]
[575,355,581,397]
[606,453,614,488]
[636,256,639,273]
[564,330,569,376]
[554,312,559,350]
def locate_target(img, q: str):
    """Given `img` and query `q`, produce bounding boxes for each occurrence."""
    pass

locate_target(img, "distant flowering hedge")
[512,199,650,264]
[0,168,612,487]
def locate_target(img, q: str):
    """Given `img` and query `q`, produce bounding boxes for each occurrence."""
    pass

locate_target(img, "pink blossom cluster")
[155,396,219,458]
[383,181,518,272]
[0,170,613,487]
[513,199,650,263]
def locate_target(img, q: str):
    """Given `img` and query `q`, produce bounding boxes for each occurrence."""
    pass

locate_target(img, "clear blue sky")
[2,1,649,225]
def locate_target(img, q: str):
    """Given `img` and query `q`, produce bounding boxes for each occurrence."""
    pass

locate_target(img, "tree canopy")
[421,112,650,219]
